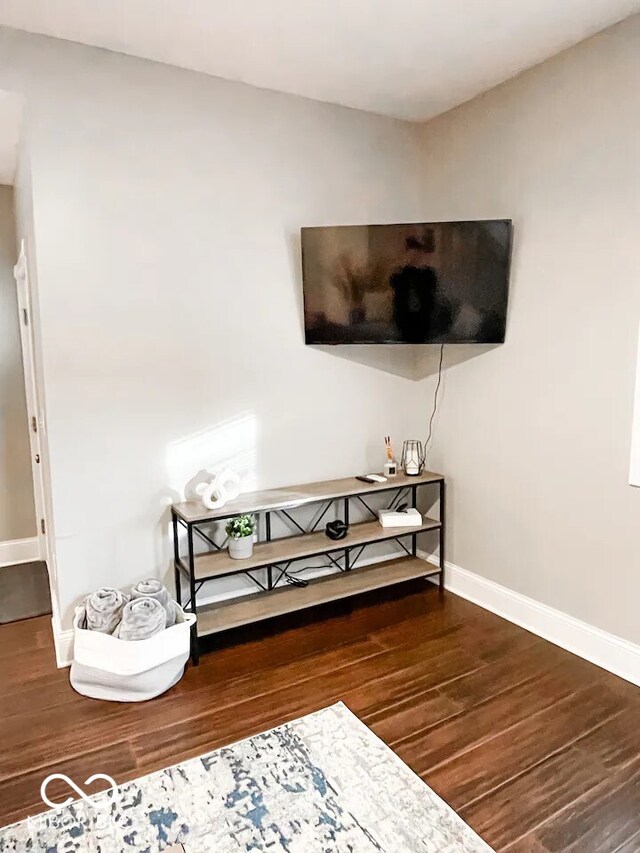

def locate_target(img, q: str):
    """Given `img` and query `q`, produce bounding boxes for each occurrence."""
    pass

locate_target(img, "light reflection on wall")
[166,412,258,500]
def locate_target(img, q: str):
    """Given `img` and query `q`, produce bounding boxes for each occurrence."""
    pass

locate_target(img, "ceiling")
[0,0,639,121]
[0,91,21,184]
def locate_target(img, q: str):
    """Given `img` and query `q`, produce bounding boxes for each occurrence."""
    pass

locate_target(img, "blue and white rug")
[0,702,492,852]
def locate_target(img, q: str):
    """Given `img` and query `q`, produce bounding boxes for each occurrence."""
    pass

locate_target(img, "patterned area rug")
[0,702,493,852]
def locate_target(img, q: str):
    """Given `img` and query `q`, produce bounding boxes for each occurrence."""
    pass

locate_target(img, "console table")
[171,471,445,663]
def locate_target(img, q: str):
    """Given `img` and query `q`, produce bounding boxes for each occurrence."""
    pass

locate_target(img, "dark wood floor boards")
[509,717,640,852]
[462,743,608,850]
[0,581,639,851]
[390,652,596,774]
[613,829,640,853]
[427,684,626,809]
[534,754,640,852]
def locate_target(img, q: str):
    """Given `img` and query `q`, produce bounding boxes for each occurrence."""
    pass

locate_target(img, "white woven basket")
[70,604,196,702]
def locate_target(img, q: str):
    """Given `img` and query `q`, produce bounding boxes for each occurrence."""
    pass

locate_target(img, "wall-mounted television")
[301,219,512,344]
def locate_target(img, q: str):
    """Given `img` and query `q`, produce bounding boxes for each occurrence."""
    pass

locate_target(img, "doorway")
[0,190,51,623]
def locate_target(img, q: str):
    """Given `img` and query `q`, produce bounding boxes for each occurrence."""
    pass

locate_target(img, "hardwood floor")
[1,582,639,851]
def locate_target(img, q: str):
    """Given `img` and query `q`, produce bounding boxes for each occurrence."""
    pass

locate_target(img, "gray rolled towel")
[84,587,130,634]
[113,598,167,641]
[131,579,177,628]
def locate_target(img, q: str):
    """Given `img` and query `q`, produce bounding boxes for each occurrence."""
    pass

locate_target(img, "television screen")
[301,219,512,344]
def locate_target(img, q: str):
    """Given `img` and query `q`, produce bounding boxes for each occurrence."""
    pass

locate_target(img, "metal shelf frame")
[171,476,445,664]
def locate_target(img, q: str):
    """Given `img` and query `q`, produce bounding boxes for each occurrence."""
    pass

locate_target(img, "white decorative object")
[195,469,241,509]
[183,469,217,502]
[217,469,241,501]
[195,479,226,510]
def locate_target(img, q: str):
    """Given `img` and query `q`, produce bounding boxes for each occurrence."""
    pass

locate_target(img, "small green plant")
[225,514,255,540]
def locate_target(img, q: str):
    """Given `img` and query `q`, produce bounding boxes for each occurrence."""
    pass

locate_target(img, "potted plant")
[225,514,255,560]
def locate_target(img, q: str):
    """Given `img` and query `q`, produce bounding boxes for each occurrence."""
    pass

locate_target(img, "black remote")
[356,475,376,483]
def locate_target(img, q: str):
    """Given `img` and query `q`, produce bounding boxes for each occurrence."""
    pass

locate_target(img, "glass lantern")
[401,440,424,476]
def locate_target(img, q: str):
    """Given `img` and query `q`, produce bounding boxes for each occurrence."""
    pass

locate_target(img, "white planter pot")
[228,534,254,559]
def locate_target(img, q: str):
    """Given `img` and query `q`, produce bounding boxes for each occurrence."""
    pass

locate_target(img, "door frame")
[13,238,60,627]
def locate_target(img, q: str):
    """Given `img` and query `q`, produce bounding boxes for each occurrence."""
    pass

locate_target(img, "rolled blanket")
[113,598,167,641]
[131,579,177,628]
[84,587,129,634]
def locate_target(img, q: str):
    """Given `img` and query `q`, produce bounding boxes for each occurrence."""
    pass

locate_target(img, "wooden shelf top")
[190,516,440,581]
[173,470,443,523]
[197,555,438,636]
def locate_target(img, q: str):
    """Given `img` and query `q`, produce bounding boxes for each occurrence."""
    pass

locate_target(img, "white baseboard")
[0,536,40,568]
[54,623,74,668]
[420,551,640,688]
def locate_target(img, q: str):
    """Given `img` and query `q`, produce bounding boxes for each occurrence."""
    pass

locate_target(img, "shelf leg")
[343,498,350,571]
[439,480,446,597]
[172,512,182,607]
[188,522,200,665]
[411,484,418,557]
[266,512,273,590]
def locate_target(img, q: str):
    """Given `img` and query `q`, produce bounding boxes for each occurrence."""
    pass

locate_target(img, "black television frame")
[301,218,513,345]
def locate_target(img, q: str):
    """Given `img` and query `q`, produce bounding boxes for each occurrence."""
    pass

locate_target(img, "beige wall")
[0,185,36,541]
[416,15,640,642]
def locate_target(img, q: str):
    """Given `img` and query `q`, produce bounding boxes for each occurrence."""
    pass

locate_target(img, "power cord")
[280,555,361,587]
[279,563,329,588]
[424,343,445,466]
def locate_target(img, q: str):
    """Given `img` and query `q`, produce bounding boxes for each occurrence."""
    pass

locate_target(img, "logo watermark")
[40,773,118,809]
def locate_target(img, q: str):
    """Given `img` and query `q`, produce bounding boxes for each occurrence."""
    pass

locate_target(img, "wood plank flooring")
[1,582,639,851]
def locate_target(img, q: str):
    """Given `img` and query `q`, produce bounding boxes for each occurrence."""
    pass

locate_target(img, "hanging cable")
[424,343,445,465]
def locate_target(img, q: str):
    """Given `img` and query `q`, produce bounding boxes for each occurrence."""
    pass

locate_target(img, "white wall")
[416,16,640,643]
[0,27,430,629]
[0,184,36,542]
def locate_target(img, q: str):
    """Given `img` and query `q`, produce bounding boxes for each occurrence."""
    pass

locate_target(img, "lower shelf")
[196,556,440,637]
